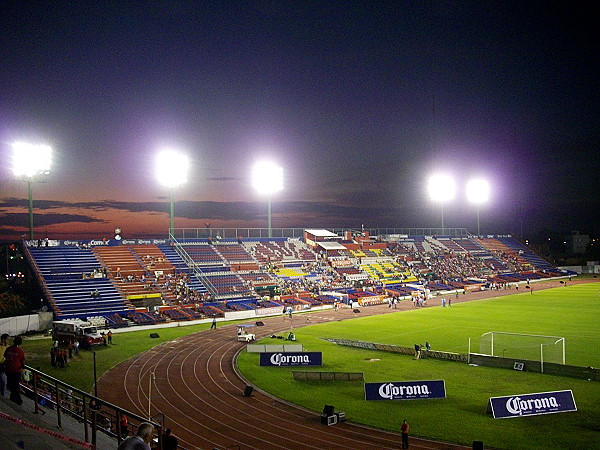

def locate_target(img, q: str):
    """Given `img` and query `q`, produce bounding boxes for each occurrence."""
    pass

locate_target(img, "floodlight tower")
[428,174,455,234]
[252,161,283,238]
[155,149,189,238]
[11,142,53,240]
[466,178,490,236]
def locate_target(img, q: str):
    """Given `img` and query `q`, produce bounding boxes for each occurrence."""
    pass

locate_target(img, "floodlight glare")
[155,149,190,238]
[427,173,455,233]
[12,142,52,178]
[252,161,283,195]
[467,178,490,235]
[156,149,189,188]
[428,174,456,202]
[11,142,53,240]
[252,161,283,238]
[466,178,490,204]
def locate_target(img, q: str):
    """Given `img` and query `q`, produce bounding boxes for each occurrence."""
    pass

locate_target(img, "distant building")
[565,231,590,255]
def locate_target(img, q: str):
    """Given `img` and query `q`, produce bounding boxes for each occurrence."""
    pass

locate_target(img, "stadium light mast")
[428,174,455,234]
[466,178,490,236]
[155,149,189,239]
[11,142,53,240]
[252,161,283,238]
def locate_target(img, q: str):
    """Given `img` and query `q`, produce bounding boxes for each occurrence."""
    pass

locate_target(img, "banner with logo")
[26,238,170,248]
[260,352,322,367]
[364,380,446,401]
[489,390,577,419]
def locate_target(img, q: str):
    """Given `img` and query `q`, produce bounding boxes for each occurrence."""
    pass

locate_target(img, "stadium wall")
[469,354,599,381]
[0,312,53,336]
[558,264,600,274]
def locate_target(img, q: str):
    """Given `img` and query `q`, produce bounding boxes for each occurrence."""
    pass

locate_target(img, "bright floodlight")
[253,161,283,238]
[252,161,283,195]
[467,178,490,236]
[428,174,455,202]
[11,141,53,240]
[12,142,52,178]
[466,178,490,204]
[156,149,189,188]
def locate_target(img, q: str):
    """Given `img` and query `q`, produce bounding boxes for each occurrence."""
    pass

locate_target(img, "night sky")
[1,1,598,240]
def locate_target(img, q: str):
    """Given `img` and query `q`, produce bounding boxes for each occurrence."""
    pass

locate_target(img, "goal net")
[479,331,565,365]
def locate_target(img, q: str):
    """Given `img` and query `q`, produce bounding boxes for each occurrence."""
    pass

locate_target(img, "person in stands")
[162,428,179,450]
[117,422,155,450]
[120,414,129,438]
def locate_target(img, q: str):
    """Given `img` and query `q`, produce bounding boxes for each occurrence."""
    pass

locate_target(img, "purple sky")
[1,2,598,240]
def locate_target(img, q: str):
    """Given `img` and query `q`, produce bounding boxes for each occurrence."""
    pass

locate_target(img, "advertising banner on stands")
[488,390,577,419]
[365,380,446,401]
[260,352,322,367]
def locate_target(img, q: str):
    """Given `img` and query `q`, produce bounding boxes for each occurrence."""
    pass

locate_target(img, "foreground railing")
[21,366,164,449]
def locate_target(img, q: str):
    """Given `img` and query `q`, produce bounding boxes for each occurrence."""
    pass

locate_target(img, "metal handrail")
[22,365,163,449]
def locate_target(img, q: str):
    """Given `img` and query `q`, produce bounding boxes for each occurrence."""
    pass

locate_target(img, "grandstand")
[21,230,573,326]
[26,246,131,319]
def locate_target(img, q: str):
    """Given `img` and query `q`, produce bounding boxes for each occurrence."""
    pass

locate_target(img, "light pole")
[148,371,156,420]
[466,178,490,236]
[11,142,52,240]
[428,174,455,234]
[156,149,189,239]
[252,161,283,238]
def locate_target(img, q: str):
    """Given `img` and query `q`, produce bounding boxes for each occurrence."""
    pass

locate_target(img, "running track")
[98,279,587,449]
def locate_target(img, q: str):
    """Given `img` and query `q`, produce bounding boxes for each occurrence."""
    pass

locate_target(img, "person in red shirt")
[120,414,129,438]
[400,419,410,449]
[3,336,25,405]
[0,333,10,396]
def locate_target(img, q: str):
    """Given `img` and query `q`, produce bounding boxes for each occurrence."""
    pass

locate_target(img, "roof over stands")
[304,229,339,238]
[317,241,348,250]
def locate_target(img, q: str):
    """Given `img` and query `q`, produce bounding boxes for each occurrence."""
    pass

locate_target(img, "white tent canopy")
[317,241,347,251]
[304,229,339,238]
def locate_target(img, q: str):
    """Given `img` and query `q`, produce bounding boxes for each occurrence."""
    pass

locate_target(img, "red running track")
[98,303,472,450]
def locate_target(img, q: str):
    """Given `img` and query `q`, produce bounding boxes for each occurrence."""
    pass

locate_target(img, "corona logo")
[378,383,430,399]
[269,353,310,366]
[505,396,559,415]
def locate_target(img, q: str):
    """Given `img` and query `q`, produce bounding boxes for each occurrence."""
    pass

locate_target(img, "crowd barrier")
[325,338,468,362]
[246,344,303,353]
[292,371,364,381]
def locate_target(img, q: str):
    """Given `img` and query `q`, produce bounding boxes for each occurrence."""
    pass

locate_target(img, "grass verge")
[238,283,600,450]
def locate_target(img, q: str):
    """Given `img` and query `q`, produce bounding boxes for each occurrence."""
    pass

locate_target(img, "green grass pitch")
[237,283,600,449]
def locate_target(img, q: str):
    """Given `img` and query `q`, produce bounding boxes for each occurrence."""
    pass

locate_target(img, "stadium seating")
[24,233,567,326]
[28,246,132,319]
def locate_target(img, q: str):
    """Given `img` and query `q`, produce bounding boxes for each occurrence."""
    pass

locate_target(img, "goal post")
[478,331,565,365]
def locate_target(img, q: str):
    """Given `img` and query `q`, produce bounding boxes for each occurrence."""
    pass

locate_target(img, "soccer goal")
[478,331,565,366]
